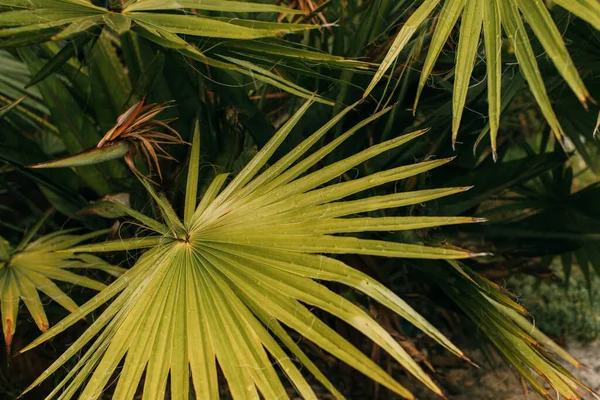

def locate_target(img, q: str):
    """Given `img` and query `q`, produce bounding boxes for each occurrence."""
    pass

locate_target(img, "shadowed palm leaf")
[426,260,600,400]
[0,49,57,135]
[0,0,341,104]
[364,0,599,157]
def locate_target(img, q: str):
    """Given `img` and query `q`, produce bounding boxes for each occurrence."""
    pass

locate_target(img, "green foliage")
[0,211,123,353]
[414,261,592,398]
[509,273,600,342]
[365,0,597,157]
[0,0,599,399]
[20,103,484,400]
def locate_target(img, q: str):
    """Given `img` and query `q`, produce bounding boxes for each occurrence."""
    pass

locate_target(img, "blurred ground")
[398,340,600,400]
[566,341,600,399]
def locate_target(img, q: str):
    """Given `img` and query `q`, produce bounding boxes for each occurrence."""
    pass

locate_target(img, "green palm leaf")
[364,0,595,157]
[0,0,339,104]
[0,211,123,353]
[424,261,600,400]
[21,100,487,400]
[0,50,57,135]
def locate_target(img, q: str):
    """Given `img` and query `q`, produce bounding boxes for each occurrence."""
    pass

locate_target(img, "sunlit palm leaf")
[124,0,307,13]
[365,0,595,157]
[0,212,122,353]
[21,100,488,400]
[551,0,600,31]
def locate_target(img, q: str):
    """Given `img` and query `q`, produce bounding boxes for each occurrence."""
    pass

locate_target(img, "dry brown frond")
[97,97,187,181]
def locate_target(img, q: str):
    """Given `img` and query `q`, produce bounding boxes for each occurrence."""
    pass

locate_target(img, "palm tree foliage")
[0,210,122,353]
[416,260,598,399]
[0,0,368,104]
[365,0,599,157]
[0,0,599,399]
[28,97,187,182]
[19,100,594,400]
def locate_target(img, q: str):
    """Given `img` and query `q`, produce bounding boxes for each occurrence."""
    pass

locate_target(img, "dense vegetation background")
[1,0,599,399]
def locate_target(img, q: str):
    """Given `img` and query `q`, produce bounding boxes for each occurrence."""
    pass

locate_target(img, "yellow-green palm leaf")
[19,99,489,400]
[364,0,597,157]
[0,214,123,352]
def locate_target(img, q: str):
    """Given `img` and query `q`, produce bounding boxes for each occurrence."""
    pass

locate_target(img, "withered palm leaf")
[30,97,185,182]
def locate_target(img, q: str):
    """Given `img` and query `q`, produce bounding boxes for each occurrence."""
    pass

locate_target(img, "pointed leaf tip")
[470,252,493,257]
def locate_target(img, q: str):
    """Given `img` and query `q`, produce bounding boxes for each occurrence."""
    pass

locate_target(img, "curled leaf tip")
[461,185,475,191]
[430,384,446,399]
[580,91,595,110]
[492,150,498,163]
[582,100,589,111]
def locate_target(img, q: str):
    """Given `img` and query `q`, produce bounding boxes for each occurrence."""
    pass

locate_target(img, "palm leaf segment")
[437,261,599,400]
[0,213,123,353]
[0,0,337,104]
[364,0,599,157]
[21,99,487,400]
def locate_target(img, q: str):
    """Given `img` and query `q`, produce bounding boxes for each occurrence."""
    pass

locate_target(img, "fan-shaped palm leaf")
[0,211,123,353]
[364,0,598,158]
[20,99,489,399]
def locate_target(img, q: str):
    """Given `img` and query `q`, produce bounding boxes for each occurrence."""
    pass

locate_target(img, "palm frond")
[0,0,342,104]
[29,97,185,182]
[365,0,596,157]
[413,260,600,400]
[21,99,487,400]
[0,211,122,353]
